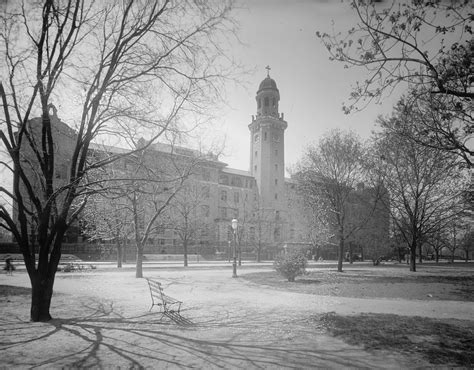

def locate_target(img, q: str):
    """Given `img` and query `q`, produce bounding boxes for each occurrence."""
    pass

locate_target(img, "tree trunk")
[116,238,122,268]
[122,238,127,263]
[183,239,188,267]
[409,244,417,272]
[256,242,261,263]
[30,274,55,322]
[337,237,344,272]
[135,243,143,278]
[418,243,423,264]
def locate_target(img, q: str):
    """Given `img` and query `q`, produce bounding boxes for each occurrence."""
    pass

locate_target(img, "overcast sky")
[218,0,403,174]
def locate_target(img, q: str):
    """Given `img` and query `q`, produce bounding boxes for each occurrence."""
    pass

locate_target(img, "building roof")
[88,142,130,154]
[257,76,279,94]
[221,167,252,177]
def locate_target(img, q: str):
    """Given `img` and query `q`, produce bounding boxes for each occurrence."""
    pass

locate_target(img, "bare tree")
[425,227,447,263]
[0,0,237,321]
[167,182,207,267]
[250,201,276,262]
[81,189,133,268]
[317,1,473,166]
[122,143,209,278]
[295,187,334,260]
[459,227,473,262]
[317,1,473,110]
[379,91,473,168]
[373,111,468,272]
[295,129,381,272]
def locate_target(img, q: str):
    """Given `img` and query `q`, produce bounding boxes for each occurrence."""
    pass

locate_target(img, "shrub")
[273,251,307,282]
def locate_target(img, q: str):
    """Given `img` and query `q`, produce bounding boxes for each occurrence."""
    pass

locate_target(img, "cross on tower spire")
[265,65,271,77]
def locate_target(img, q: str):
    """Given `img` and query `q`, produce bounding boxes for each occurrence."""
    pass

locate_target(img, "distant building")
[15,73,389,259]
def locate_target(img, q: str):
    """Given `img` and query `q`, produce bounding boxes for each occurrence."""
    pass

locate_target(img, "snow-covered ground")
[1,266,473,368]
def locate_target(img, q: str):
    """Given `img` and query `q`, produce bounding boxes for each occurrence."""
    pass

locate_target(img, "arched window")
[264,97,269,106]
[258,98,261,108]
[272,98,276,107]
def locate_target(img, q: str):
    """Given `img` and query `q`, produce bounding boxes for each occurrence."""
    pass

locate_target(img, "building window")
[255,151,258,157]
[275,164,278,171]
[272,98,276,107]
[221,190,227,201]
[275,210,280,220]
[264,132,267,141]
[249,227,255,241]
[219,174,229,185]
[234,192,239,203]
[264,97,269,106]
[202,185,210,198]
[231,176,242,187]
[274,228,281,242]
[275,193,278,200]
[202,170,211,181]
[275,179,278,186]
[254,165,257,172]
[201,205,210,217]
[258,98,261,108]
[275,149,278,156]
[220,207,227,219]
[233,208,239,218]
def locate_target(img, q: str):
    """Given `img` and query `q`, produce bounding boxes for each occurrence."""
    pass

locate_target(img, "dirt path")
[1,267,472,368]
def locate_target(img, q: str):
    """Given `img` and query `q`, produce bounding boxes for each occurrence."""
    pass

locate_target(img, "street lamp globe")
[231,218,238,231]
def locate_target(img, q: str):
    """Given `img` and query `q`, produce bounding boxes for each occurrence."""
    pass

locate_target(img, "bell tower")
[249,67,287,224]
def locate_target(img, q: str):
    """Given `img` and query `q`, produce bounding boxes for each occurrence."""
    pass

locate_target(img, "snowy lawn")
[1,265,473,368]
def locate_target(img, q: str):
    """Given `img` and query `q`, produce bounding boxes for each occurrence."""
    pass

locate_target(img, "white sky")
[218,0,403,174]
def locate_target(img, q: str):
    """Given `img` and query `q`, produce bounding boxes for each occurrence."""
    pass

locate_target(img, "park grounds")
[1,257,473,368]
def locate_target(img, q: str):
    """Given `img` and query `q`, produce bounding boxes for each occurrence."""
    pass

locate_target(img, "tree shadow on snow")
[1,297,389,369]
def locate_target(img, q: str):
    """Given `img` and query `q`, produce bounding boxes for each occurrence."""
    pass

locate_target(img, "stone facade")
[15,75,389,259]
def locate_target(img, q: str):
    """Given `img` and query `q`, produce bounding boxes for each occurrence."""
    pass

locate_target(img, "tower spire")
[265,65,271,77]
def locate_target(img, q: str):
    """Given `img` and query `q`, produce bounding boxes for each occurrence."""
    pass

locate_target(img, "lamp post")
[231,218,238,278]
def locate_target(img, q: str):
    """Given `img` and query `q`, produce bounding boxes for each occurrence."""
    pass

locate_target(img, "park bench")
[146,278,182,314]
